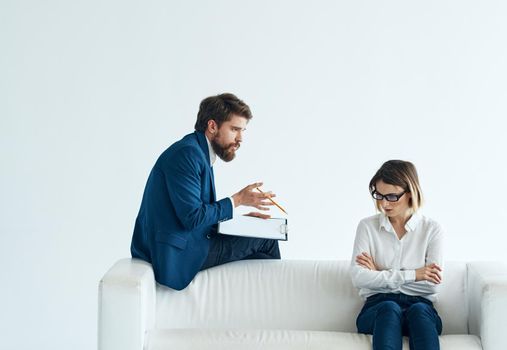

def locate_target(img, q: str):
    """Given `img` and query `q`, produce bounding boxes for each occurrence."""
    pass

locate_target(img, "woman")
[350,160,443,350]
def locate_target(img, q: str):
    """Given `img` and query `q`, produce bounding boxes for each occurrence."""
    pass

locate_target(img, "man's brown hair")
[194,93,252,132]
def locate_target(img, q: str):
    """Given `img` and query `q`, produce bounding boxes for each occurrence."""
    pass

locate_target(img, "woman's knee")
[406,302,434,319]
[376,301,402,316]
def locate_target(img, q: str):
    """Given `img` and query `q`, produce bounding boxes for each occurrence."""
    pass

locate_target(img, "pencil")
[256,187,288,215]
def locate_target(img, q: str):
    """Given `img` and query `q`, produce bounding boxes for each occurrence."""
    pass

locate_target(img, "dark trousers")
[200,233,281,271]
[356,293,442,350]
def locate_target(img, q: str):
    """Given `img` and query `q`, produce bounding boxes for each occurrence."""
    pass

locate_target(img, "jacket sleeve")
[161,146,232,231]
[350,220,416,291]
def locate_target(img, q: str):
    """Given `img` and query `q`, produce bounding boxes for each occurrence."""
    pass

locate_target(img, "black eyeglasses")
[371,190,407,202]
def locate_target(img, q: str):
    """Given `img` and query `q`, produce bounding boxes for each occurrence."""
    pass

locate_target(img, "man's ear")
[207,119,218,135]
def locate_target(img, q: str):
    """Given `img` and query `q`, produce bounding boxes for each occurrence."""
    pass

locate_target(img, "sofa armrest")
[98,258,156,350]
[467,262,507,350]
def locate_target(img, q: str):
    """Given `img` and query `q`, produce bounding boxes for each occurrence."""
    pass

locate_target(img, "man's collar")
[205,134,217,166]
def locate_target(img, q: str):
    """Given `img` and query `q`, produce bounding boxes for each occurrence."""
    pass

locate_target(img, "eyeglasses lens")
[385,195,398,202]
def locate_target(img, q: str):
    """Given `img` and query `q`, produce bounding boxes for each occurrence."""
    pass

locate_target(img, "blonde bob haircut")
[369,160,424,213]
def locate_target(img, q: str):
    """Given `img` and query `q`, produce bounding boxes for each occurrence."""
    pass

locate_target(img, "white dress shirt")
[205,135,235,218]
[350,212,444,301]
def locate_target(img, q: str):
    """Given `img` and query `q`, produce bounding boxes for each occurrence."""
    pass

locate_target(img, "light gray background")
[1,1,507,349]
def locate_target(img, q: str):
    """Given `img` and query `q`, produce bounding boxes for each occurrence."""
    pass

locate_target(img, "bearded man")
[130,93,281,290]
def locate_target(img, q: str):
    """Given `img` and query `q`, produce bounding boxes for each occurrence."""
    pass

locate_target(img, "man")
[131,93,281,290]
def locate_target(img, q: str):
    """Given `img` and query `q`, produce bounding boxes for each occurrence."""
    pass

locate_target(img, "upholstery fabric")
[146,330,481,350]
[98,258,506,350]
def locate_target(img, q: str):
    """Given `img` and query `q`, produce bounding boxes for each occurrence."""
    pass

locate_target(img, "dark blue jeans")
[200,233,280,270]
[356,293,442,350]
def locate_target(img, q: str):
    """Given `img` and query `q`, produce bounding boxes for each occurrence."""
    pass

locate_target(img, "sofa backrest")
[155,260,468,334]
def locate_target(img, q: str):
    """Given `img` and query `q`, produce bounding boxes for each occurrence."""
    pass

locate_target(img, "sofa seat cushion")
[145,329,482,350]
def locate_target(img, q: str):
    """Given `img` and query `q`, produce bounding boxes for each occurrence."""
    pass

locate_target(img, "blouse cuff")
[403,269,416,283]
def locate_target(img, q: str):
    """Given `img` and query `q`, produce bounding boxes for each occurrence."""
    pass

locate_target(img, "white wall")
[1,0,507,349]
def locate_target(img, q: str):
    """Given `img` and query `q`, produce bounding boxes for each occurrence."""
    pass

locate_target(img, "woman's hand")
[356,252,378,271]
[415,263,442,284]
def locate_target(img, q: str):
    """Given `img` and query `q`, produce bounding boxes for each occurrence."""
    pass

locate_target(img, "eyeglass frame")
[370,189,408,202]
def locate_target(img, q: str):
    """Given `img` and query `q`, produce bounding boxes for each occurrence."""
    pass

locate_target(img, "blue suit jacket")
[130,131,233,290]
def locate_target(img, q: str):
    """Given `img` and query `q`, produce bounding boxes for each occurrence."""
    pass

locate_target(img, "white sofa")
[98,259,507,350]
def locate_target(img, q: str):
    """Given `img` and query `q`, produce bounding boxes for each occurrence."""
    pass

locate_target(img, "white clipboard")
[217,215,288,241]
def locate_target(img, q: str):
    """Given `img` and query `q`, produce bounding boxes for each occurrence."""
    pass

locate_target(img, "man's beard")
[211,136,240,162]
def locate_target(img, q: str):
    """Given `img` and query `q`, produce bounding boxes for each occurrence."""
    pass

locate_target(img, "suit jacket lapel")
[195,131,216,202]
[210,166,216,201]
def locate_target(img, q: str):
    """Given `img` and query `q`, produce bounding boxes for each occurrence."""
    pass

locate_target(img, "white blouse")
[350,212,444,301]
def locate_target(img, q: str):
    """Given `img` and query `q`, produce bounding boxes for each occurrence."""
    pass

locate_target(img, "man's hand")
[415,263,442,284]
[232,182,275,210]
[244,212,271,219]
[356,252,378,271]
